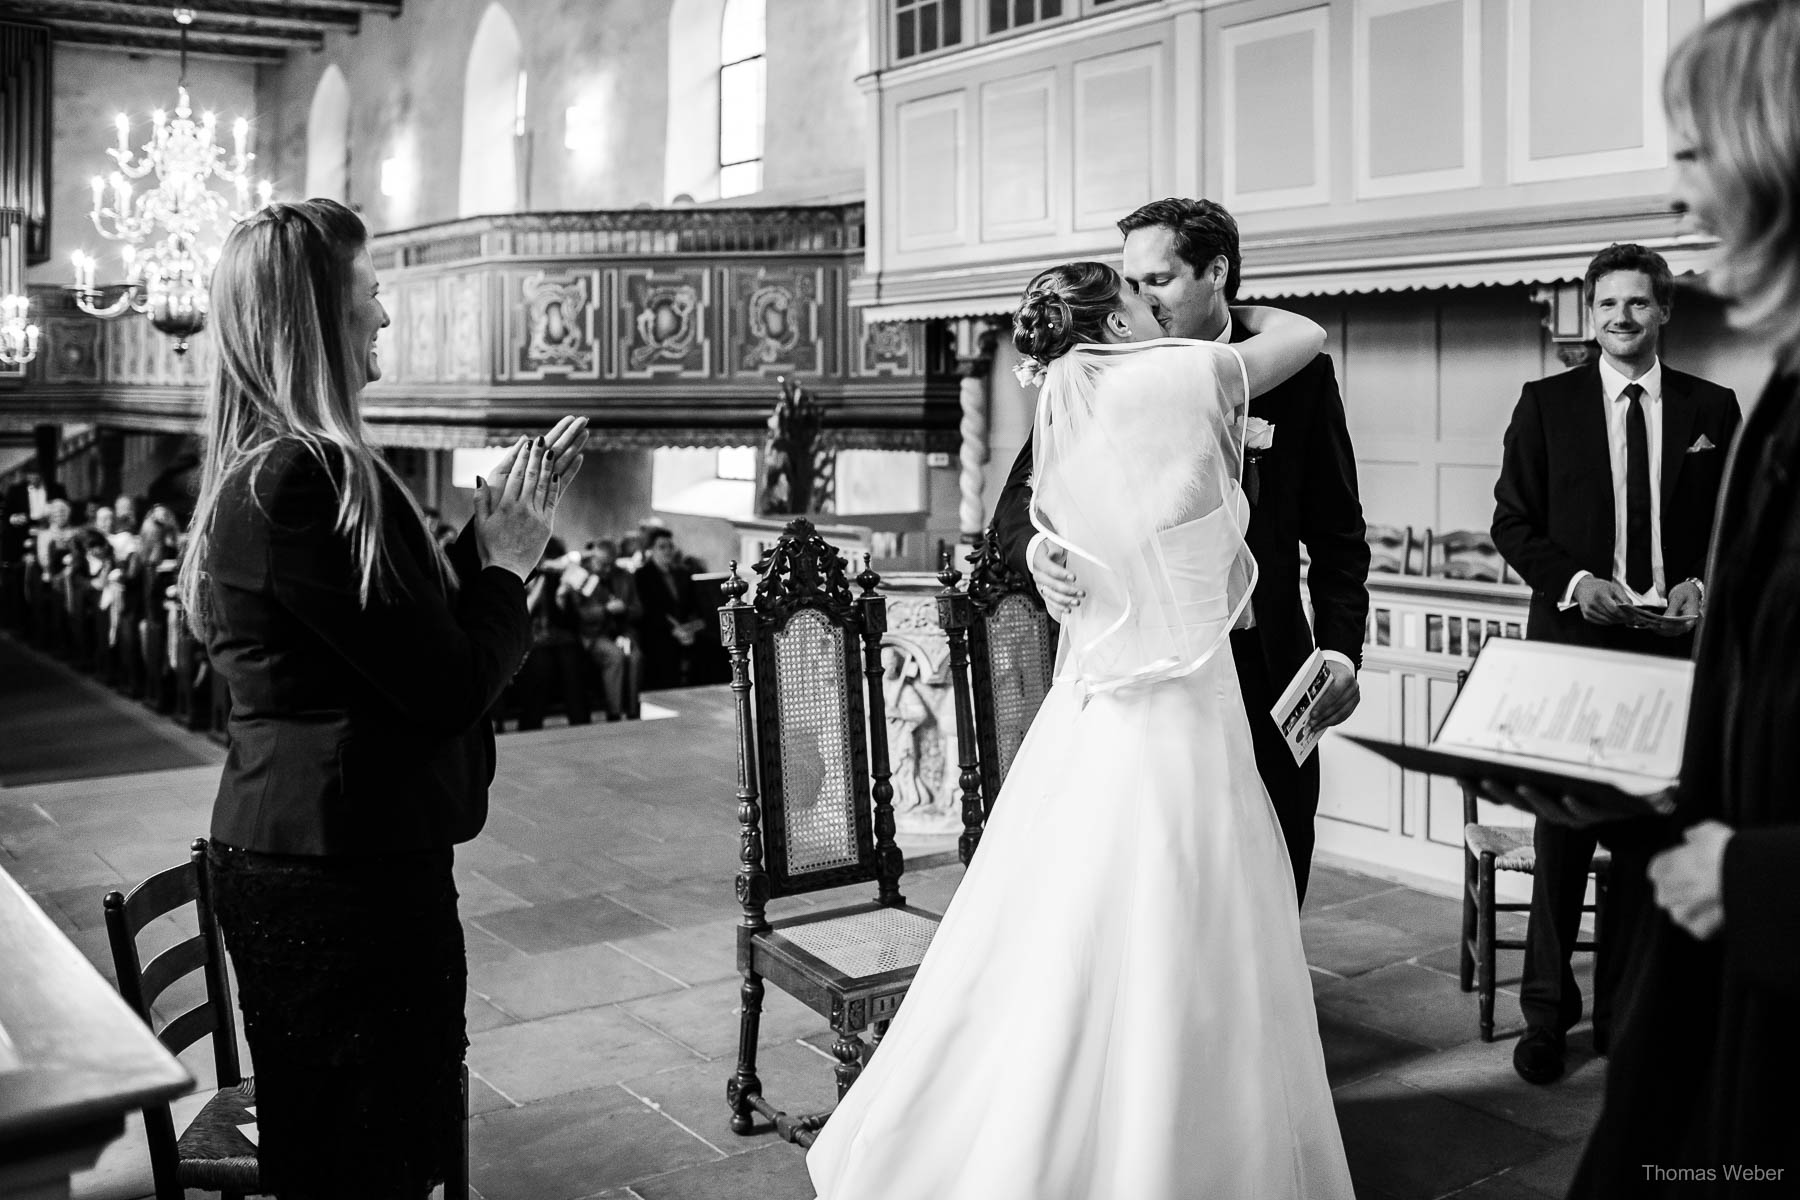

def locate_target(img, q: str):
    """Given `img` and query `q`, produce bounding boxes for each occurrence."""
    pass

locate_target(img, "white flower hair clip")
[1013,357,1049,389]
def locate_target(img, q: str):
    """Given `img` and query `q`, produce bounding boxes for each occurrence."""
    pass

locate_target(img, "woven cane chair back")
[966,532,1054,812]
[744,523,881,898]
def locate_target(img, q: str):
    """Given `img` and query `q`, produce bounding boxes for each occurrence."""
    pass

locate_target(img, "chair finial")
[723,560,749,604]
[856,552,881,596]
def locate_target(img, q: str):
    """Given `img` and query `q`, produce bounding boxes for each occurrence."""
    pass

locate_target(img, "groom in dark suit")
[991,197,1371,906]
[1491,242,1739,1086]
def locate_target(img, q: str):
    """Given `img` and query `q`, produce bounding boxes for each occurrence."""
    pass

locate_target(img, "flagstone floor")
[0,634,1606,1200]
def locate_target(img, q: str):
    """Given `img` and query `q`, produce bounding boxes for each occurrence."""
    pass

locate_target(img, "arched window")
[304,65,350,203]
[718,0,765,199]
[458,2,524,217]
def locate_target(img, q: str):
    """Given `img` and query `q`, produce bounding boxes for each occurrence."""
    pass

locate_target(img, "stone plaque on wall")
[404,281,440,382]
[728,265,824,377]
[509,269,600,380]
[444,273,488,383]
[853,313,923,377]
[42,318,101,384]
[620,267,711,379]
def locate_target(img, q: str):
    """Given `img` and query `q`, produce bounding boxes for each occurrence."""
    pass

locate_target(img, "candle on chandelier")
[71,251,92,291]
[121,244,137,279]
[90,175,105,213]
[257,180,273,207]
[152,108,167,139]
[112,174,131,214]
[115,112,129,156]
[233,117,248,163]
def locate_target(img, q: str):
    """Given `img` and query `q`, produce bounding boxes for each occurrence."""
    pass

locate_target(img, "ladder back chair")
[718,519,942,1148]
[103,837,259,1200]
[935,529,1056,865]
[1455,667,1610,1042]
[103,838,472,1198]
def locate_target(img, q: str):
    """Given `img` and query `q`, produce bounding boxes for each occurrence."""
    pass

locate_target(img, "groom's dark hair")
[1118,198,1242,302]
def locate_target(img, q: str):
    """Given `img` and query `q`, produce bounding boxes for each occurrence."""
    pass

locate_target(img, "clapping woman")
[177,198,588,1198]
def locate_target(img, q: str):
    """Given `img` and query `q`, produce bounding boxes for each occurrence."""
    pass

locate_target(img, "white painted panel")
[1222,7,1330,212]
[1073,47,1160,231]
[1355,0,1481,198]
[1425,674,1467,846]
[896,91,966,252]
[1436,463,1501,541]
[836,449,926,514]
[1319,667,1400,830]
[1356,461,1429,535]
[981,70,1056,241]
[1508,0,1668,181]
[1343,301,1438,443]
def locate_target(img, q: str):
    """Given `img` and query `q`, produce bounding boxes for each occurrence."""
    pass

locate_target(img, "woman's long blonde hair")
[1664,0,1800,370]
[179,199,450,637]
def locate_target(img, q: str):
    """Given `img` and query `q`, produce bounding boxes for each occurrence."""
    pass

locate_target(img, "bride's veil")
[1028,337,1258,696]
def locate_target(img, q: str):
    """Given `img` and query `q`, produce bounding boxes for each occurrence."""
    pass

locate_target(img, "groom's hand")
[1029,540,1083,621]
[1306,659,1360,733]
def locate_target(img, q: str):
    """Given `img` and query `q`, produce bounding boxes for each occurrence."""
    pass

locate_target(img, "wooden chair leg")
[727,972,765,1135]
[1477,854,1497,1043]
[831,1025,867,1101]
[872,1018,890,1051]
[1459,850,1477,992]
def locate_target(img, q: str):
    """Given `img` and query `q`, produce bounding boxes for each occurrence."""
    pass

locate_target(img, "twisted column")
[951,317,999,542]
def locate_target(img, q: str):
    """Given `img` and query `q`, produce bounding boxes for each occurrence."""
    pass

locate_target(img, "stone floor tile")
[469,1085,720,1200]
[628,1141,815,1200]
[1390,1034,1606,1142]
[482,857,619,904]
[469,1070,518,1116]
[618,976,825,1061]
[604,879,738,930]
[1315,962,1490,1051]
[468,996,516,1035]
[610,919,741,988]
[456,868,533,919]
[1305,863,1405,912]
[602,837,738,886]
[618,1039,841,1157]
[1333,883,1465,942]
[470,1006,704,1103]
[470,940,685,1022]
[1317,1009,1435,1089]
[1301,909,1456,978]
[454,837,538,875]
[1334,1074,1561,1199]
[1506,1140,1588,1197]
[473,894,669,956]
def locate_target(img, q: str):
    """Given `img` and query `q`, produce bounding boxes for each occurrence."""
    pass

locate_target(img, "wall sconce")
[564,104,603,152]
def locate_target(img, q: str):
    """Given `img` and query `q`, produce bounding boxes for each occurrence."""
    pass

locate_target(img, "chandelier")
[0,294,39,367]
[70,8,271,355]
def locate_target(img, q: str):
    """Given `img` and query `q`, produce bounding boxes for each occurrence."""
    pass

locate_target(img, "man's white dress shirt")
[1559,357,1667,609]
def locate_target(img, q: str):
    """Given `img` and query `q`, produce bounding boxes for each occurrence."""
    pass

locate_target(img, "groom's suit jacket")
[1490,361,1739,647]
[992,327,1372,687]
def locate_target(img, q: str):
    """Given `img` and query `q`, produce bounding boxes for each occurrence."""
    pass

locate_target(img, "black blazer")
[635,561,699,643]
[205,440,532,856]
[993,336,1372,683]
[1572,374,1800,1194]
[1491,362,1740,645]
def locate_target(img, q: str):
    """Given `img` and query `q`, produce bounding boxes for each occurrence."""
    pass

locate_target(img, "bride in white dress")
[807,262,1356,1200]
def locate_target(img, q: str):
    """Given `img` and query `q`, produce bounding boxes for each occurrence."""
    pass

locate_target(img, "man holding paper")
[1491,242,1740,1085]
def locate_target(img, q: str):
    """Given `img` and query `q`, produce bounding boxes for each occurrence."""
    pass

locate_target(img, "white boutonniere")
[1245,417,1275,455]
[1012,357,1049,389]
[1243,417,1274,506]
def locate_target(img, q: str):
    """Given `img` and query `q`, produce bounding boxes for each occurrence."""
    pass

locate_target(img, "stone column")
[951,317,999,543]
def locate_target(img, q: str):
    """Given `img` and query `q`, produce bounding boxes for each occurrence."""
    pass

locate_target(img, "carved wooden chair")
[1455,667,1610,1042]
[103,838,472,1198]
[935,529,1057,865]
[718,519,943,1147]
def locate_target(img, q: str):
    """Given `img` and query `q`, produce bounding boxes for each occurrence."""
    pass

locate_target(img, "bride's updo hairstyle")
[1013,262,1124,364]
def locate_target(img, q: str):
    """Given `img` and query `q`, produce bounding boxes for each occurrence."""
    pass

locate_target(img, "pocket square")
[1687,435,1717,453]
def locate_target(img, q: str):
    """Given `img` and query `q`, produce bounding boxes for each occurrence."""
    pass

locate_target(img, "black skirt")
[207,841,466,1199]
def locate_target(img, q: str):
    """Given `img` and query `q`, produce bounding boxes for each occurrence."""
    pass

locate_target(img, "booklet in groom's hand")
[1271,647,1332,766]
[1344,639,1693,820]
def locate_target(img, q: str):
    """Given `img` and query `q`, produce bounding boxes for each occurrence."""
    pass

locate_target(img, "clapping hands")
[474,434,564,581]
[486,416,589,501]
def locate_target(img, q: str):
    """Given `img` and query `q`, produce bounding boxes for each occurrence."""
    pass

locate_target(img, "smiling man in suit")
[1491,242,1740,1086]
